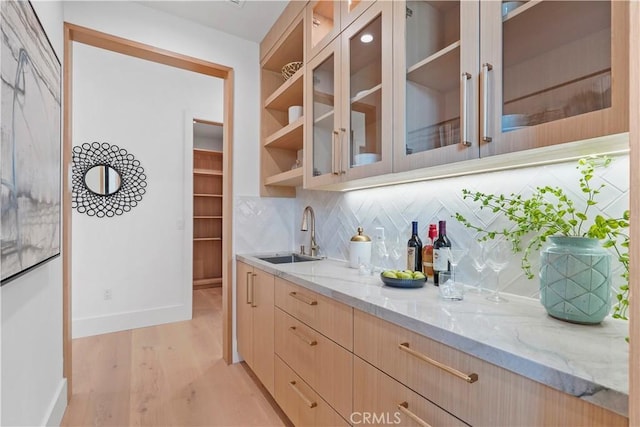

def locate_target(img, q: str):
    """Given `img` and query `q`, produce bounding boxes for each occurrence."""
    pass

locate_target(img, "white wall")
[63,2,261,361]
[1,2,67,425]
[71,42,223,337]
[63,1,261,196]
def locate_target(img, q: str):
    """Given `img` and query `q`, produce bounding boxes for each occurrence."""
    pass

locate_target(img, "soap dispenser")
[349,226,372,269]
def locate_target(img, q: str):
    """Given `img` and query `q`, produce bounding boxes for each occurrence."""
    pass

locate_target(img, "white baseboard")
[72,303,191,338]
[43,379,67,426]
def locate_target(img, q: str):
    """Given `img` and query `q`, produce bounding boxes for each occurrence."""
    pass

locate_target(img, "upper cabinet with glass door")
[307,0,376,61]
[393,1,480,172]
[305,1,393,188]
[479,1,628,157]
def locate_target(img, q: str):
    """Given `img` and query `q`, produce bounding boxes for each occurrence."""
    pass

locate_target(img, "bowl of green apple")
[380,270,426,288]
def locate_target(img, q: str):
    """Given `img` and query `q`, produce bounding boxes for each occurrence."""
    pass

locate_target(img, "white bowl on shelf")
[354,153,381,166]
[502,1,525,17]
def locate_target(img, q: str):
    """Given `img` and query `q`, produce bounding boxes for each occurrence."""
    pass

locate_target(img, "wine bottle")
[433,220,451,286]
[406,221,423,272]
[422,223,437,279]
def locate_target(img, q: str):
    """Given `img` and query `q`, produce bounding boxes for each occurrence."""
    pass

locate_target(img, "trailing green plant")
[455,157,630,320]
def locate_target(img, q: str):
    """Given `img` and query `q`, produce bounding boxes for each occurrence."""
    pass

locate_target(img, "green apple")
[397,272,413,280]
[412,272,426,280]
[382,270,398,279]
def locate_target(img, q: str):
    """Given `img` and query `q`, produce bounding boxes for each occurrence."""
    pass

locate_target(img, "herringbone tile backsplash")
[237,155,629,300]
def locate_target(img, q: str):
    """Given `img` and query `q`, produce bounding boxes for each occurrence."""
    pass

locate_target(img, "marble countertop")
[237,253,629,417]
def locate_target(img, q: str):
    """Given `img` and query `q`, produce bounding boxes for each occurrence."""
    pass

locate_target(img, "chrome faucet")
[300,205,319,257]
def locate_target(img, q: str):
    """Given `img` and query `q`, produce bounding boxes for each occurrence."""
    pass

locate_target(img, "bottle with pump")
[422,224,437,279]
[433,220,451,286]
[406,221,422,271]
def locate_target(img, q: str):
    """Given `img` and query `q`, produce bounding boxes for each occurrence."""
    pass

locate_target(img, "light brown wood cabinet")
[260,4,306,197]
[304,1,394,189]
[274,355,349,427]
[393,0,628,172]
[236,261,275,395]
[354,355,469,427]
[353,309,627,427]
[193,149,223,288]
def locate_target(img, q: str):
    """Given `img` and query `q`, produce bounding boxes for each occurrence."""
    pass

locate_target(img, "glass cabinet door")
[393,1,479,172]
[305,39,342,187]
[480,1,627,157]
[307,1,340,60]
[340,1,393,181]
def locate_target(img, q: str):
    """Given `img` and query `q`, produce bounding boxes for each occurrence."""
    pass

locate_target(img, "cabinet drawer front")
[353,310,481,424]
[354,356,469,427]
[275,355,349,427]
[275,308,353,420]
[275,277,353,350]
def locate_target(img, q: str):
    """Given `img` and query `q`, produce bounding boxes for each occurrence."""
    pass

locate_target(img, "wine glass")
[468,242,487,293]
[485,239,511,303]
[448,247,468,289]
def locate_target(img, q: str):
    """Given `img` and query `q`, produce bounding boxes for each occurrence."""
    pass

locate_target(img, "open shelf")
[264,69,304,111]
[194,169,223,176]
[407,41,460,92]
[194,216,222,219]
[264,167,303,187]
[194,193,222,198]
[265,116,304,150]
[194,237,222,242]
[193,277,222,288]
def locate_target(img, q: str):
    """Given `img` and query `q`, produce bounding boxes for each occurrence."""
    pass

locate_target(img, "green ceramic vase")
[539,236,611,324]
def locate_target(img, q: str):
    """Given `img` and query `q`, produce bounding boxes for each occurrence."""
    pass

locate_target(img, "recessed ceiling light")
[360,33,373,43]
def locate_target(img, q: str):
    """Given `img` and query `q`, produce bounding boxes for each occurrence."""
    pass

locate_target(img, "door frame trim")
[63,23,235,400]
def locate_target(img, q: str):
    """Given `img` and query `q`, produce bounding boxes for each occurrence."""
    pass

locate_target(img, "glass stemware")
[468,242,488,293]
[485,239,511,303]
[448,247,468,289]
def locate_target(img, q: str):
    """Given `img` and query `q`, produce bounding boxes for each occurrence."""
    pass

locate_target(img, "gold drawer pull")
[398,402,432,427]
[289,380,317,408]
[289,326,317,346]
[289,291,318,306]
[398,342,478,384]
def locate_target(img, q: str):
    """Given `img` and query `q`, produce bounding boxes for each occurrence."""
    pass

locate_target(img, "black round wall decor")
[72,142,147,217]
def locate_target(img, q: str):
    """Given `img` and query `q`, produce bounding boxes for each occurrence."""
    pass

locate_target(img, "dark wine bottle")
[406,221,423,272]
[433,220,451,286]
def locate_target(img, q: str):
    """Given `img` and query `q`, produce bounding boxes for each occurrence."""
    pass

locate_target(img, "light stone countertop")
[236,253,629,418]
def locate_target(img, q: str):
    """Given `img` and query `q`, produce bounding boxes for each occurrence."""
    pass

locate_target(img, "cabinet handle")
[397,402,432,427]
[288,291,318,306]
[398,342,478,383]
[289,380,318,408]
[250,273,257,308]
[245,272,252,305]
[332,130,340,175]
[460,72,472,147]
[289,326,318,346]
[339,128,346,174]
[481,63,493,143]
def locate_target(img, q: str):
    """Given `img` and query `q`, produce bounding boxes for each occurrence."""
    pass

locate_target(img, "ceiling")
[138,0,289,43]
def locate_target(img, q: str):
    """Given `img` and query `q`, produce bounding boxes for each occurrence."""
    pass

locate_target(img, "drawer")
[275,307,353,420]
[354,310,485,425]
[275,355,349,427]
[275,277,353,350]
[353,310,628,427]
[354,356,469,427]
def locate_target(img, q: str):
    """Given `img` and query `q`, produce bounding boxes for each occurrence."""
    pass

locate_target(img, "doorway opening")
[63,23,235,400]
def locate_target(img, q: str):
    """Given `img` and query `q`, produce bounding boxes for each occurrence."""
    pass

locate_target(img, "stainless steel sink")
[257,253,322,264]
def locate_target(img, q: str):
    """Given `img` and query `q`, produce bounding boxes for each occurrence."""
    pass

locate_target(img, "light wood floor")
[61,288,288,426]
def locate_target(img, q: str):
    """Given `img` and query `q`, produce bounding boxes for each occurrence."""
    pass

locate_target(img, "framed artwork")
[1,1,61,284]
